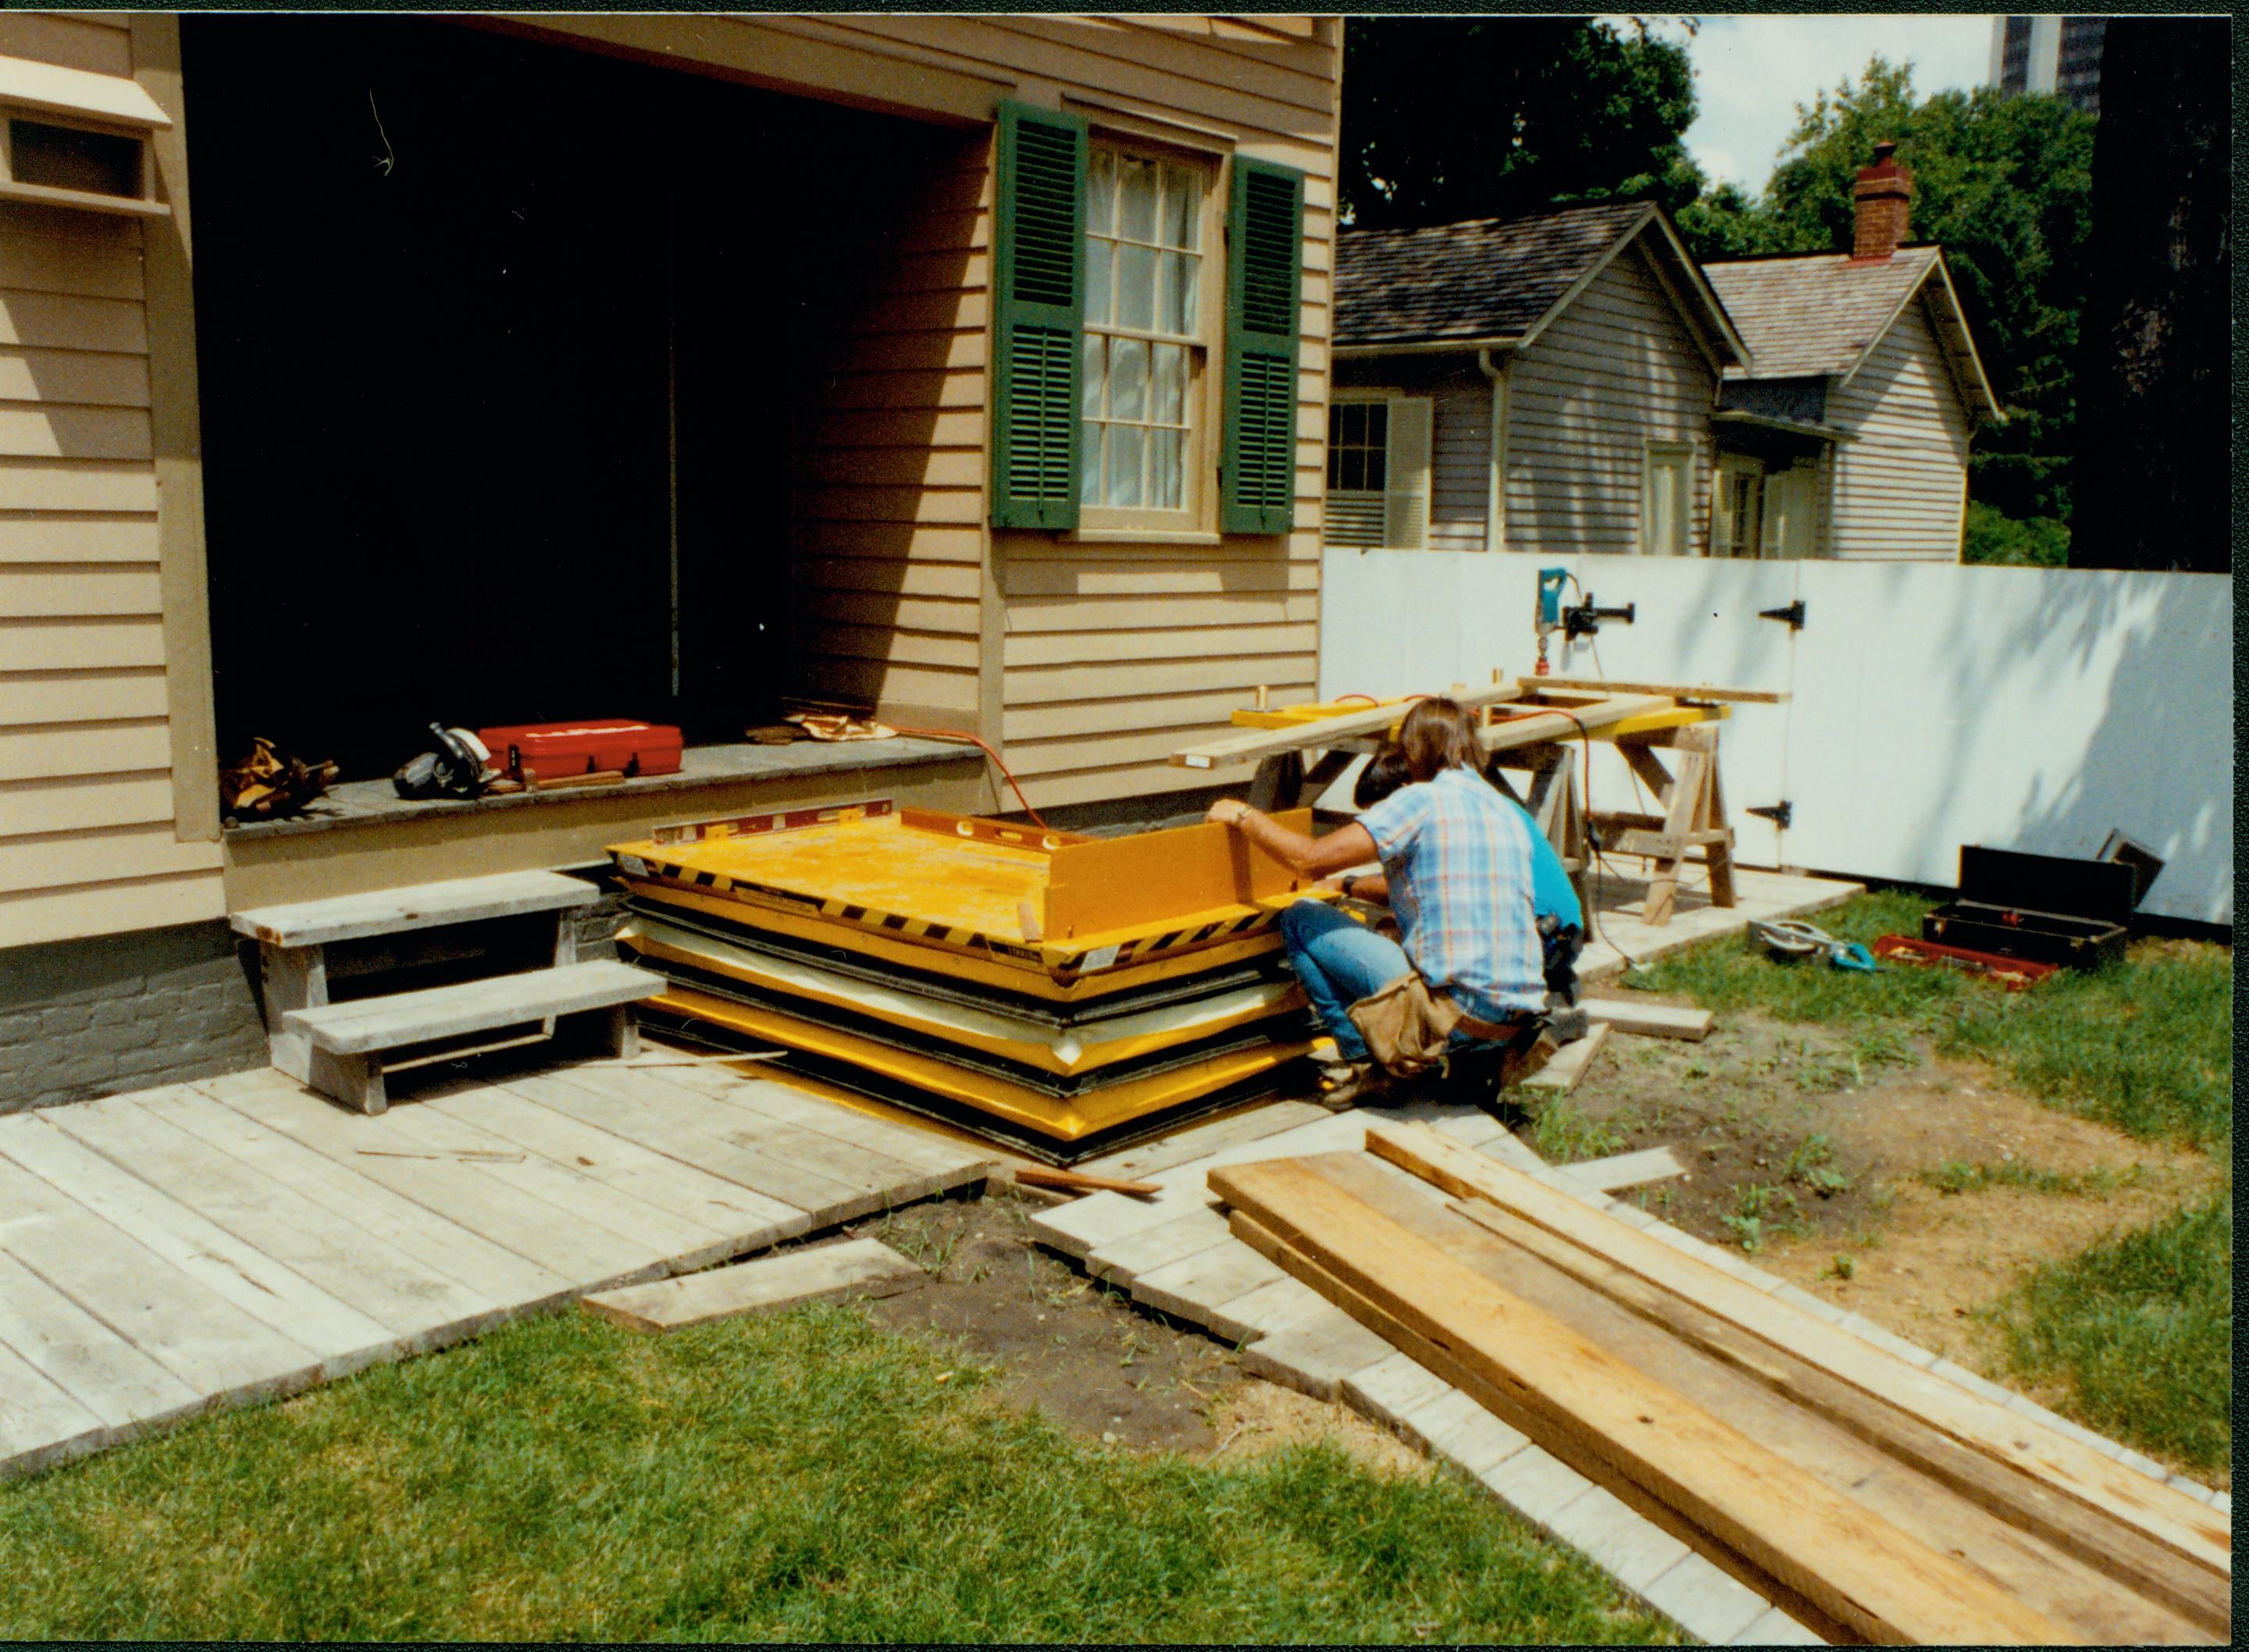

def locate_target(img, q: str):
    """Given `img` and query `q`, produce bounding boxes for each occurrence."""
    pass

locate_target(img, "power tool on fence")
[1532,566,1636,675]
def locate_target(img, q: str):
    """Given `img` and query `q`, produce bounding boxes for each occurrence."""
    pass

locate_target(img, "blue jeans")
[1281,899,1413,1063]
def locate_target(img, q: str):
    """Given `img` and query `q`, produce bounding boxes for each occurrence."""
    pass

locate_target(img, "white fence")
[1318,551,2233,925]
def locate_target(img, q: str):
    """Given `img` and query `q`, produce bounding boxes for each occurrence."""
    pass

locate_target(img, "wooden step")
[230,871,603,949]
[283,961,661,1057]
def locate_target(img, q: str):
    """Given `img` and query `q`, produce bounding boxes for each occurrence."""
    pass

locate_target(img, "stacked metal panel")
[604,800,1324,1159]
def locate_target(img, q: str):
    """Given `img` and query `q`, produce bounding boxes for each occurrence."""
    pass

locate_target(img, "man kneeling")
[1206,697,1555,1108]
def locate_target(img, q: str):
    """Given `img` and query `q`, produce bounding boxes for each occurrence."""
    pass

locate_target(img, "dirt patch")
[836,1189,1433,1476]
[1200,1378,1430,1479]
[843,1189,1246,1455]
[1530,1007,2218,1412]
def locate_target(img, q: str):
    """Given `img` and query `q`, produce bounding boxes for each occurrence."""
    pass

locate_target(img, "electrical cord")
[888,725,1051,829]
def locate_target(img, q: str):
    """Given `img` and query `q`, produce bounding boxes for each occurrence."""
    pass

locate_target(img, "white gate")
[1317,550,2233,924]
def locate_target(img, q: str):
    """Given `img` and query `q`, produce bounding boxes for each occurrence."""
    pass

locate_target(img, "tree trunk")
[2069,18,2229,571]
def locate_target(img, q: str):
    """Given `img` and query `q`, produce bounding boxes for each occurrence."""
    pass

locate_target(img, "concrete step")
[283,961,661,1056]
[230,871,602,949]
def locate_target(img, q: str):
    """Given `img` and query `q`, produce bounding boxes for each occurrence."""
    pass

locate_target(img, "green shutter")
[1221,158,1304,536]
[991,100,1085,530]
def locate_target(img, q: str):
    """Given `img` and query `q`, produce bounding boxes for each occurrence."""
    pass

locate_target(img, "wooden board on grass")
[1209,1152,2070,1645]
[1577,998,1712,1041]
[1363,1120,2233,1580]
[1520,1020,1608,1092]
[582,1239,923,1333]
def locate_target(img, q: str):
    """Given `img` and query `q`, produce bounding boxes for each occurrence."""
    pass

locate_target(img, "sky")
[1630,15,2000,193]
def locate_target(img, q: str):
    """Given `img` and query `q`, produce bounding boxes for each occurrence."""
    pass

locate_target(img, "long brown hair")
[1398,696,1481,781]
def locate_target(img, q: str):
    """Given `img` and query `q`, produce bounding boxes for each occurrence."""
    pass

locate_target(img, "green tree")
[1340,18,1704,231]
[1677,60,2098,526]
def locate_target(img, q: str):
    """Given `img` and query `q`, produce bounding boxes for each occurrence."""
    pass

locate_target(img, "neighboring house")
[1328,200,1749,558]
[1700,145,2003,561]
[0,13,1343,1109]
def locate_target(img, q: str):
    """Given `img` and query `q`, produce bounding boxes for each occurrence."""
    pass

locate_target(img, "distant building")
[1988,16,2108,113]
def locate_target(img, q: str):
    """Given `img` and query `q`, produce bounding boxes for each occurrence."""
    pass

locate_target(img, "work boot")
[1316,1059,1394,1112]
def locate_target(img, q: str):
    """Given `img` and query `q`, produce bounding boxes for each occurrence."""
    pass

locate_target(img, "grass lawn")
[1627,889,2232,1476]
[0,1303,1677,1643]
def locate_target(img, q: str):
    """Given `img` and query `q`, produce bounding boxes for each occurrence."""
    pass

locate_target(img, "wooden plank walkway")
[0,1059,995,1483]
[1031,1098,2228,1646]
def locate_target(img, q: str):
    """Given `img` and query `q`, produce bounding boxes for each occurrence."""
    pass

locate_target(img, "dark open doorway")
[183,16,930,780]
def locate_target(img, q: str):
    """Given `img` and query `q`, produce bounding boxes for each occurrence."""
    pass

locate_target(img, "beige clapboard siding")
[1006,708,1313,778]
[0,767,174,836]
[1004,685,1300,742]
[1005,650,1319,707]
[0,717,173,781]
[0,8,206,945]
[0,614,165,668]
[1006,589,1318,633]
[0,12,134,78]
[786,119,986,725]
[1000,558,1319,598]
[0,821,220,895]
[1007,754,1254,810]
[1827,296,1969,561]
[1003,619,1317,667]
[0,867,223,949]
[1503,242,1714,556]
[0,665,166,725]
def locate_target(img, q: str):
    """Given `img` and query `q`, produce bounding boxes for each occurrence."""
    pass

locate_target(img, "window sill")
[1057,529,1225,547]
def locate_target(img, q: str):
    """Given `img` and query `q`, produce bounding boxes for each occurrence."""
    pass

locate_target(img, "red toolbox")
[477,720,683,781]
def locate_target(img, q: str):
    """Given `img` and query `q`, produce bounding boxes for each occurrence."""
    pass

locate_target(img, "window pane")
[1117,243,1157,331]
[1106,425,1146,507]
[1151,428,1183,508]
[1086,149,1115,236]
[1366,440,1386,492]
[1338,403,1363,445]
[1366,403,1388,447]
[1151,342,1186,425]
[1328,404,1345,445]
[1081,333,1106,419]
[1119,156,1157,242]
[1109,335,1149,422]
[1162,165,1201,249]
[1160,251,1202,336]
[1081,421,1101,504]
[1341,450,1364,491]
[1085,237,1114,327]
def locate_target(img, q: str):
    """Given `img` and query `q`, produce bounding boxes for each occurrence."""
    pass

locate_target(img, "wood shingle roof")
[1332,200,1661,348]
[1700,247,1941,378]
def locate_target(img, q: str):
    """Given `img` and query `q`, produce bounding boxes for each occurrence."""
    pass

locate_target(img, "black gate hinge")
[1746,801,1793,830]
[1758,600,1806,631]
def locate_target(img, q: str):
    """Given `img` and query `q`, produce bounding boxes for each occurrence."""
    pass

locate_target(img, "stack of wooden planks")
[1207,1120,2229,1647]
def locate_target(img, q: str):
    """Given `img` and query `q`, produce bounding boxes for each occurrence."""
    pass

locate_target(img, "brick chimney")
[1852,141,1914,260]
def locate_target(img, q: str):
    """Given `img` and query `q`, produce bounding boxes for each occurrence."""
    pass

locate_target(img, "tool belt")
[1346,971,1552,1083]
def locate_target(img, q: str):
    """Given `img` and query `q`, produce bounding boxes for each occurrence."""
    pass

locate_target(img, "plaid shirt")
[1359,767,1546,1022]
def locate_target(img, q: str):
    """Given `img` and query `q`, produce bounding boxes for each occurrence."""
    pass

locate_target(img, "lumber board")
[1354,1169,2215,1643]
[1559,1145,1687,1194]
[581,1239,923,1333]
[0,1247,201,1437]
[201,1070,672,1293]
[1477,694,1678,756]
[417,1083,805,1265]
[580,1064,976,1212]
[0,1147,326,1405]
[1171,682,1522,767]
[154,1083,573,1313]
[493,1066,859,1230]
[1210,1154,2073,1645]
[1578,998,1713,1041]
[0,1333,106,1479]
[1224,1201,1855,1643]
[1071,1098,1328,1180]
[1520,1020,1608,1092]
[228,869,599,947]
[0,1113,395,1376]
[1364,1121,2233,1579]
[284,960,658,1056]
[1449,1195,2229,1637]
[45,1094,511,1353]
[1531,675,1788,705]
